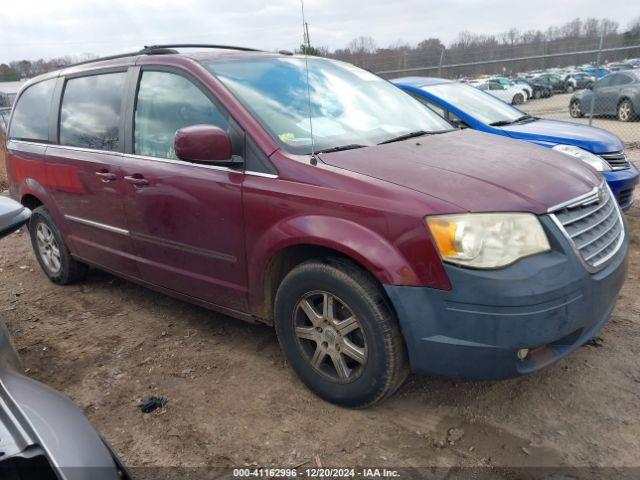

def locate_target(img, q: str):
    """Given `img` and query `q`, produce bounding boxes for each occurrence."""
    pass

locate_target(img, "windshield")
[204,57,452,154]
[423,82,525,125]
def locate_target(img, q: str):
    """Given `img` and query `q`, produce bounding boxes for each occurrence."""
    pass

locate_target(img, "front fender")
[247,214,451,318]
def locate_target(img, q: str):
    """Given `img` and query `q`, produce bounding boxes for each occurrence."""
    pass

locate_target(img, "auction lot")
[0,152,637,476]
[522,92,640,144]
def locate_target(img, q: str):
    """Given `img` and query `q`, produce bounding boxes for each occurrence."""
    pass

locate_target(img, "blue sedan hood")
[498,119,623,154]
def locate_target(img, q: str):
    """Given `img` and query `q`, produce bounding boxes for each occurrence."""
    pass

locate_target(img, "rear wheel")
[29,207,88,284]
[570,100,583,118]
[565,84,575,93]
[274,258,408,407]
[617,99,636,122]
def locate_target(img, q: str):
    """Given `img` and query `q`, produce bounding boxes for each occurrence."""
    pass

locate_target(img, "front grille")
[619,188,634,206]
[550,186,625,271]
[599,151,630,170]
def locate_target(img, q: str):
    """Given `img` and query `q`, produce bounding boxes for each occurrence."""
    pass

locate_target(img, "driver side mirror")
[0,197,31,240]
[174,125,243,166]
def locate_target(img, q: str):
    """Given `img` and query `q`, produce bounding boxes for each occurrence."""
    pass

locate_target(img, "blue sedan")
[393,77,639,210]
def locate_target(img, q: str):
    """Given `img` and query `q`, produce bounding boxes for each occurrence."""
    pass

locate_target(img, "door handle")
[95,170,117,182]
[124,174,149,187]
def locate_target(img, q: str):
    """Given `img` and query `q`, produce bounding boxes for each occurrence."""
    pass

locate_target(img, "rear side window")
[60,72,126,151]
[134,71,228,159]
[9,79,56,142]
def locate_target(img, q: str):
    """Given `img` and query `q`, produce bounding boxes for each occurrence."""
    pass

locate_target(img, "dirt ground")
[0,151,639,477]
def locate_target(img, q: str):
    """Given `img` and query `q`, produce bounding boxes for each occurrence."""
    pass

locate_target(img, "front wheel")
[29,207,88,284]
[570,100,583,118]
[512,93,524,105]
[533,89,542,100]
[565,84,575,93]
[274,259,408,407]
[617,99,636,122]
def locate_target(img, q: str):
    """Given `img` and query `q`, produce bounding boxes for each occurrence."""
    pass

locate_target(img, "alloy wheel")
[36,222,62,274]
[618,101,631,122]
[570,101,582,118]
[293,291,367,383]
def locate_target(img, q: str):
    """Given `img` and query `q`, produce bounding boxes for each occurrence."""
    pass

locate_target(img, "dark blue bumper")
[603,164,639,211]
[385,216,628,380]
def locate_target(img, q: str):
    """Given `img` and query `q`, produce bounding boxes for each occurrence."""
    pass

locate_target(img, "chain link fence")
[367,41,640,146]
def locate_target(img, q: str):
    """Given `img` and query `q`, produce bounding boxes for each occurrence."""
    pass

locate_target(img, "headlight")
[426,213,550,269]
[552,144,611,172]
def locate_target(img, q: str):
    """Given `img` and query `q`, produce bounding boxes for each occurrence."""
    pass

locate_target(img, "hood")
[498,118,623,154]
[320,129,601,214]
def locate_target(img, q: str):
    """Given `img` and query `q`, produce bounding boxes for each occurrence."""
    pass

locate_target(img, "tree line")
[2,17,640,82]
[312,17,640,78]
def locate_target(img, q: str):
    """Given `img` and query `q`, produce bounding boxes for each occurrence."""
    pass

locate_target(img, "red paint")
[175,125,232,162]
[6,51,601,322]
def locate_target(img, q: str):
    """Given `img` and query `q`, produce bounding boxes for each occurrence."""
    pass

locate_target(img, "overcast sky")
[0,0,637,63]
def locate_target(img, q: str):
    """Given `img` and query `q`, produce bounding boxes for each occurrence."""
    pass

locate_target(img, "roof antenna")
[300,0,317,165]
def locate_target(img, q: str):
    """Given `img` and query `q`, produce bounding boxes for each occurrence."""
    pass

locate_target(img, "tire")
[617,99,636,122]
[533,89,542,100]
[570,100,583,118]
[28,207,88,284]
[512,93,524,105]
[565,84,575,93]
[274,258,409,407]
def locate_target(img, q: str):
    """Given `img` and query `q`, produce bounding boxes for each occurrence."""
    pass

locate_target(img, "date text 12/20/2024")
[233,468,401,478]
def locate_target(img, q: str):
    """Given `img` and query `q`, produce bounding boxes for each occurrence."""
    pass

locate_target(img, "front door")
[48,71,138,277]
[593,74,618,115]
[121,69,248,311]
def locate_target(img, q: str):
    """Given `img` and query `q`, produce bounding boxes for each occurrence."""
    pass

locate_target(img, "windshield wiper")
[378,130,430,145]
[315,144,366,154]
[489,115,535,127]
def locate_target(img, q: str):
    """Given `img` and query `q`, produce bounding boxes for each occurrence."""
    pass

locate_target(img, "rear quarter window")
[9,79,56,142]
[60,72,126,151]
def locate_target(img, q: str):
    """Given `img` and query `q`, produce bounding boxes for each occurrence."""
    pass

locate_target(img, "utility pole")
[304,22,311,50]
[438,48,445,77]
[588,30,604,126]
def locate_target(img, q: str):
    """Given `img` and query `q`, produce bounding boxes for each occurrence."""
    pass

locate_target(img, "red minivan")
[5,46,628,407]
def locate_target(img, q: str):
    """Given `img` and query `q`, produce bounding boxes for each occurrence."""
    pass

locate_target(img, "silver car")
[0,196,131,480]
[570,70,640,122]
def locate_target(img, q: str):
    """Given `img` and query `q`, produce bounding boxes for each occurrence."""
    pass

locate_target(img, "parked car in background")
[0,81,25,108]
[564,72,595,92]
[476,80,526,104]
[0,107,10,134]
[488,77,531,100]
[579,66,610,79]
[607,62,635,72]
[533,73,566,92]
[570,70,640,122]
[5,46,629,407]
[514,78,552,99]
[393,76,639,210]
[0,196,132,480]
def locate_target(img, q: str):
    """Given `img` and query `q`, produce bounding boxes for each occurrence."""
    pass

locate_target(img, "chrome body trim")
[546,186,600,213]
[548,184,625,273]
[7,140,279,178]
[64,215,130,236]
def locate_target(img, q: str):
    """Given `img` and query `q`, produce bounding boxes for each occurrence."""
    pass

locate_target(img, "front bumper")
[603,165,639,211]
[385,216,628,380]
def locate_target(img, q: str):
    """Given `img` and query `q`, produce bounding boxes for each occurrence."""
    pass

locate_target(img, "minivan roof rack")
[142,44,263,53]
[65,44,263,69]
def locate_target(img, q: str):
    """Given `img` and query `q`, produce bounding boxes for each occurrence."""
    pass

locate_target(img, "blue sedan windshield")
[423,82,525,125]
[205,57,452,154]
